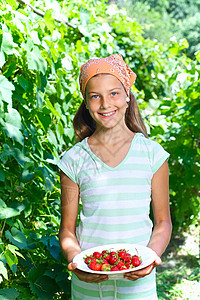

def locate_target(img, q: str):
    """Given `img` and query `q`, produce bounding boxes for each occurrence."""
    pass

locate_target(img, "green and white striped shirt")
[57,133,170,300]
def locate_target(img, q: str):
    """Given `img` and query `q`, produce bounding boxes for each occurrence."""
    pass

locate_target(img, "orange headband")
[79,54,136,101]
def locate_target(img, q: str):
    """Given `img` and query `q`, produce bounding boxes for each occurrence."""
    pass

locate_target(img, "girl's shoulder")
[57,138,88,183]
[62,138,87,157]
[135,133,170,173]
[135,132,161,149]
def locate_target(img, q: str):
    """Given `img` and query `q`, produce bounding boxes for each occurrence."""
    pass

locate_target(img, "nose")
[100,95,110,109]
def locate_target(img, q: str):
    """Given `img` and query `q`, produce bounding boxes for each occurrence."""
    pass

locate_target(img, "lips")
[98,110,117,118]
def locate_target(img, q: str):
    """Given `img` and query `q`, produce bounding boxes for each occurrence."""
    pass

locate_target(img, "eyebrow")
[87,87,122,94]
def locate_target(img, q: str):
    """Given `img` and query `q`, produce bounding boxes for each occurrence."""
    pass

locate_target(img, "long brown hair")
[73,91,148,141]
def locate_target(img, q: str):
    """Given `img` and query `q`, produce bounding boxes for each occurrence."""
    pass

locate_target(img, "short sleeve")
[150,141,170,174]
[57,150,77,183]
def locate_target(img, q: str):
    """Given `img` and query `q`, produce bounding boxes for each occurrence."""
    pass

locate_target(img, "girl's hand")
[123,256,162,281]
[68,262,108,283]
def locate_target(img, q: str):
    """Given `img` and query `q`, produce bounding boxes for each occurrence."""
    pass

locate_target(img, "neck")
[93,123,134,146]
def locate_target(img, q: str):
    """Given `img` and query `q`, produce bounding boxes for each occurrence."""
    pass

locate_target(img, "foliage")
[147,51,200,229]
[157,225,200,299]
[176,13,200,58]
[117,0,200,57]
[0,0,199,298]
[129,0,200,19]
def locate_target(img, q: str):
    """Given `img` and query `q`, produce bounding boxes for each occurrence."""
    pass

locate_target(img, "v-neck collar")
[84,133,140,170]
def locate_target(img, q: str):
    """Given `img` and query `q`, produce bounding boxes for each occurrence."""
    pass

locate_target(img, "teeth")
[101,110,116,116]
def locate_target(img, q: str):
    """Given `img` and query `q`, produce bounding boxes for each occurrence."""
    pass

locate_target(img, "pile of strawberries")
[84,249,142,271]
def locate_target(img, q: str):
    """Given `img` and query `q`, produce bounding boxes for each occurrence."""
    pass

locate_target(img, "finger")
[68,262,77,271]
[124,274,140,281]
[94,276,108,283]
[85,275,108,283]
[125,264,154,279]
[154,256,162,266]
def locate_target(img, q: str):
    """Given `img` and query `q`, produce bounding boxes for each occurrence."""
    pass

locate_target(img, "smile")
[98,110,117,118]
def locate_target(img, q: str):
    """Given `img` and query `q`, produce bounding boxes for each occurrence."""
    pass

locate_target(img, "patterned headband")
[79,54,136,101]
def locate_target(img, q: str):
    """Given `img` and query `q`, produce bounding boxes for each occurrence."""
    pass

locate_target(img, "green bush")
[0,0,199,298]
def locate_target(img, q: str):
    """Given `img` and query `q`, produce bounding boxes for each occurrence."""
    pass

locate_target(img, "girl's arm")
[59,171,81,263]
[59,171,108,283]
[124,160,172,281]
[147,160,172,255]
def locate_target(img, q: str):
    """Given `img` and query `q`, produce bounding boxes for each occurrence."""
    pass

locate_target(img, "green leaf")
[0,201,26,220]
[45,99,62,118]
[28,264,48,283]
[181,38,189,49]
[36,90,44,110]
[1,24,15,55]
[0,207,21,219]
[2,108,24,145]
[17,74,31,92]
[0,75,15,107]
[196,50,200,62]
[47,129,58,147]
[12,148,31,167]
[0,51,5,68]
[0,199,6,209]
[5,0,17,8]
[62,55,73,71]
[0,288,19,300]
[0,170,5,181]
[5,108,22,129]
[30,275,60,299]
[44,10,55,34]
[27,46,47,75]
[3,123,24,145]
[0,262,8,280]
[23,199,32,218]
[4,249,18,269]
[7,245,25,260]
[5,228,28,250]
[35,166,54,191]
[30,30,41,45]
[64,126,74,140]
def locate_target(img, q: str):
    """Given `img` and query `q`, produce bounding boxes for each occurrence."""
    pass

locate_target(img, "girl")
[57,54,172,300]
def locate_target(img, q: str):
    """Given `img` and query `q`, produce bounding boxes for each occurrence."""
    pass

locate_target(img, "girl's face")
[85,74,128,131]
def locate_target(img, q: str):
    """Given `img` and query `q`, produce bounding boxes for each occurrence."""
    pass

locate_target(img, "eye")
[91,94,99,100]
[111,92,118,96]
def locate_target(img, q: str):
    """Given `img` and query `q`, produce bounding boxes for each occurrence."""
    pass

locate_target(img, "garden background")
[0,0,199,299]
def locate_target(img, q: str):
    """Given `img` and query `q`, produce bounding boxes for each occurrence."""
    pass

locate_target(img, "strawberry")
[131,256,141,267]
[93,264,102,271]
[84,257,93,265]
[125,261,131,269]
[123,253,131,262]
[103,253,111,261]
[101,263,111,271]
[117,261,125,269]
[89,261,96,270]
[93,252,102,259]
[84,248,142,272]
[109,256,118,265]
[118,250,126,260]
[110,251,117,256]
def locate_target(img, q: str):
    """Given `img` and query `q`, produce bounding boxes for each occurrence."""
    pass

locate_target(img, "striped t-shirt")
[57,133,170,300]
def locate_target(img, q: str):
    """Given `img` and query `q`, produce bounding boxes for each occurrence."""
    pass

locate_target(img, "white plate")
[73,243,157,280]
